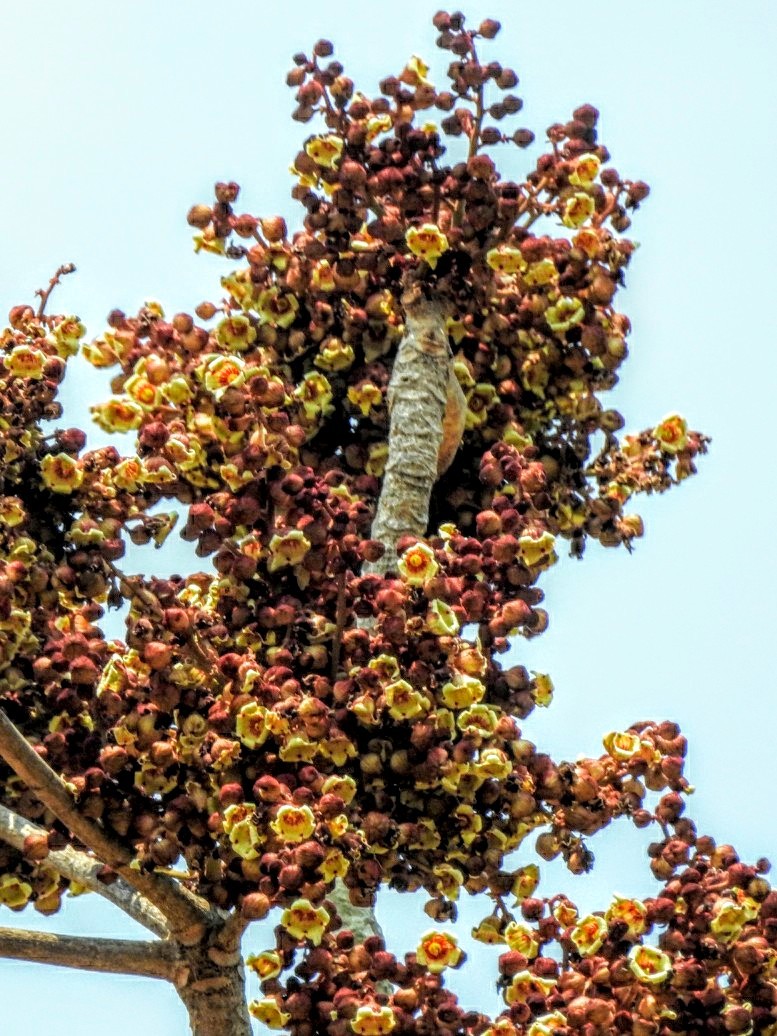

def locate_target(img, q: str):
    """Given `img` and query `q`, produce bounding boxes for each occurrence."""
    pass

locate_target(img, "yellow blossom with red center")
[0,874,33,909]
[512,864,540,903]
[465,383,498,430]
[365,113,393,141]
[531,673,554,707]
[366,442,389,477]
[6,344,46,379]
[41,453,84,494]
[223,803,262,860]
[216,314,257,351]
[570,153,601,187]
[385,679,430,721]
[405,224,449,269]
[606,895,647,938]
[245,950,282,980]
[527,1013,567,1036]
[628,944,672,984]
[271,804,316,844]
[417,929,462,973]
[546,296,585,334]
[319,848,349,882]
[315,337,355,372]
[483,1021,519,1036]
[235,702,273,749]
[440,675,485,710]
[518,530,557,569]
[256,286,299,329]
[267,529,311,572]
[305,134,344,168]
[399,54,432,88]
[457,704,499,741]
[124,372,160,409]
[281,898,330,945]
[348,381,383,416]
[654,413,688,454]
[562,191,596,228]
[248,998,290,1030]
[486,246,526,275]
[113,457,146,492]
[574,227,602,258]
[553,900,579,927]
[51,316,86,357]
[327,814,350,838]
[201,354,245,399]
[523,258,558,286]
[476,746,512,780]
[294,371,334,420]
[710,898,750,943]
[505,971,557,1005]
[321,774,357,804]
[603,730,642,760]
[0,497,26,527]
[453,804,483,845]
[452,643,487,678]
[433,863,465,900]
[571,914,608,955]
[310,260,336,292]
[397,542,438,586]
[504,922,540,957]
[351,1004,397,1035]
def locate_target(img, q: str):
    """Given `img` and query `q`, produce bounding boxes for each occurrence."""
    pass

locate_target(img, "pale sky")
[1,2,775,1032]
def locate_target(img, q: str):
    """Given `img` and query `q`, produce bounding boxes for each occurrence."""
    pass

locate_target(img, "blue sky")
[1,1,775,1031]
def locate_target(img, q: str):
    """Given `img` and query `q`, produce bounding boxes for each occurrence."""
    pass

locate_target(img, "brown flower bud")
[241,892,271,920]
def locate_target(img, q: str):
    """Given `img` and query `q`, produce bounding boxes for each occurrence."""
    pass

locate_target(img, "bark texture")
[0,927,181,981]
[178,940,252,1036]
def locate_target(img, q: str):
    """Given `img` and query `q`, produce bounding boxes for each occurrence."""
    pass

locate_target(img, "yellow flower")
[294,371,334,420]
[518,530,557,569]
[511,864,540,903]
[216,314,257,351]
[351,1004,397,1035]
[257,286,299,329]
[627,944,672,984]
[318,848,349,882]
[52,316,86,357]
[553,900,579,927]
[41,453,83,494]
[280,898,330,945]
[602,730,642,760]
[416,929,462,973]
[472,916,504,945]
[457,704,499,740]
[440,675,485,710]
[654,413,688,454]
[397,542,438,586]
[318,736,357,766]
[305,134,344,168]
[504,922,540,958]
[5,344,46,379]
[433,863,465,900]
[710,898,750,943]
[531,673,554,707]
[91,397,145,433]
[523,258,558,287]
[310,259,336,292]
[235,702,273,749]
[245,950,282,980]
[562,192,596,228]
[348,381,383,416]
[573,227,602,258]
[248,998,291,1030]
[223,804,262,860]
[486,246,526,275]
[279,735,318,762]
[505,971,557,1005]
[365,113,393,141]
[315,337,355,372]
[426,599,460,636]
[385,679,430,721]
[267,529,311,572]
[321,774,357,804]
[527,1013,567,1036]
[606,895,647,938]
[124,372,160,409]
[399,54,432,88]
[569,154,601,187]
[0,497,26,527]
[202,354,246,398]
[465,383,498,430]
[476,746,512,780]
[570,913,608,956]
[270,804,316,844]
[327,814,350,838]
[366,442,389,477]
[483,1021,519,1036]
[0,873,33,908]
[546,296,585,333]
[453,804,482,845]
[405,224,449,269]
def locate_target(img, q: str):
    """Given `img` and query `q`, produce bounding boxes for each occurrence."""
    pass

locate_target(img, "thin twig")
[35,263,76,318]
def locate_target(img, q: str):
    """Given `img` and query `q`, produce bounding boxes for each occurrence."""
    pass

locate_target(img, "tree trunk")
[178,946,252,1036]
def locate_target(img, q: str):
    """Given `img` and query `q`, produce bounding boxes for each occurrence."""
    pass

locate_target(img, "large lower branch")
[0,802,169,938]
[0,709,211,942]
[0,926,182,982]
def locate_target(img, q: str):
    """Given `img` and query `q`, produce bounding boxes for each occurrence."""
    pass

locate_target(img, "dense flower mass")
[0,11,767,1036]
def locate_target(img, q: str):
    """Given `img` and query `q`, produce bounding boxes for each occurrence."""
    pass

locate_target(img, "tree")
[0,9,774,1036]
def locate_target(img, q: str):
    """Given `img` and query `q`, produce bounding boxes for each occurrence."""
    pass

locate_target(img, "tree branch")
[0,927,183,983]
[0,710,212,942]
[0,802,169,939]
